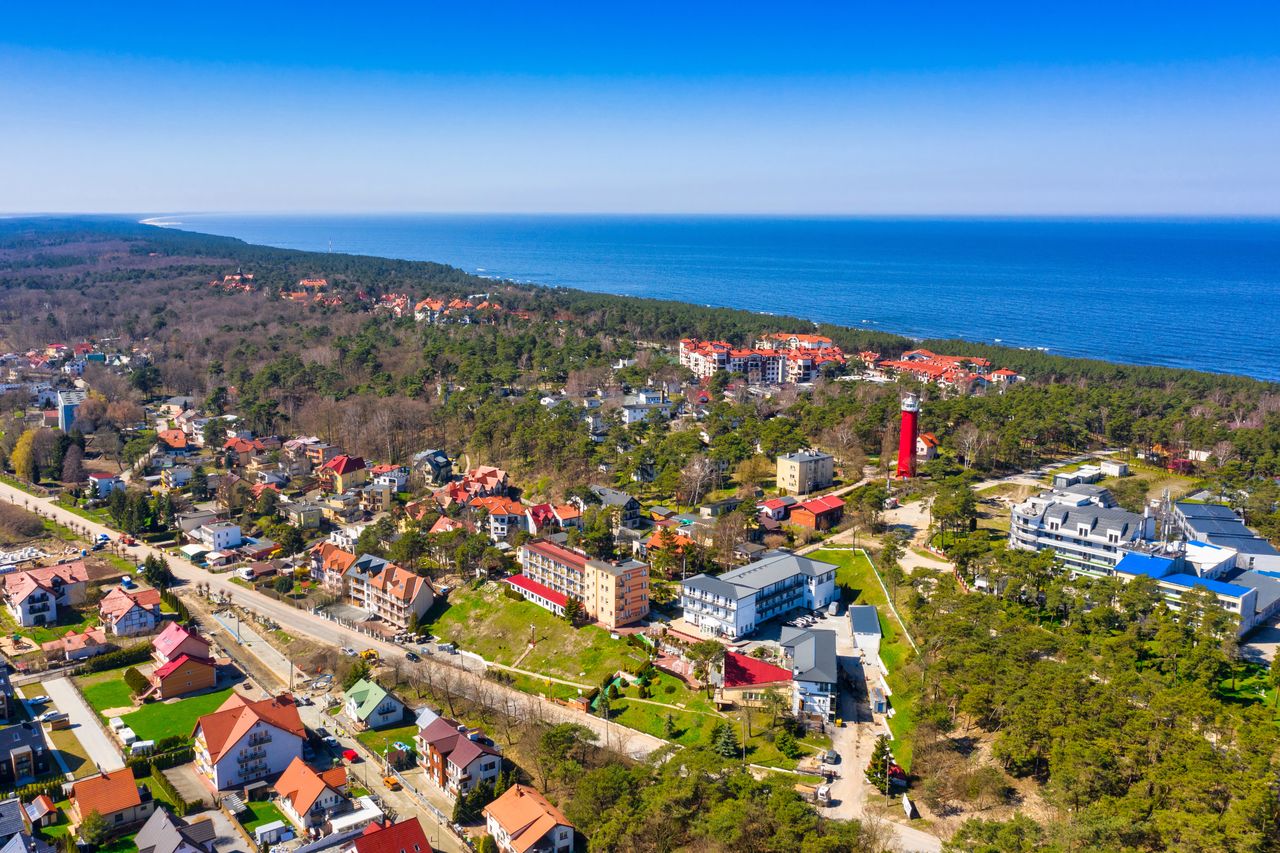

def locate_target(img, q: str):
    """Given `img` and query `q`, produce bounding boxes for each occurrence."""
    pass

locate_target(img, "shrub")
[775,730,802,759]
[124,667,150,697]
[80,641,151,674]
[664,684,676,695]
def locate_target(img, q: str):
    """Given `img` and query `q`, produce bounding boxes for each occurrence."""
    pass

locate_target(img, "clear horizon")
[3,3,1279,215]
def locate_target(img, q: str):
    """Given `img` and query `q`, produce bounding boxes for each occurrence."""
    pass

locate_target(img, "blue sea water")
[157,215,1280,381]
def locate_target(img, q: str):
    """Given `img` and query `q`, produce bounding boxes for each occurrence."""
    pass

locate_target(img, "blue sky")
[3,2,1279,214]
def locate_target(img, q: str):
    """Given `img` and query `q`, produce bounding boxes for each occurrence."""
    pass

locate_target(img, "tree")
[663,713,677,739]
[124,666,151,696]
[478,837,499,853]
[775,729,802,759]
[78,810,110,848]
[61,443,87,484]
[9,429,36,482]
[190,467,209,500]
[563,597,583,624]
[710,720,740,758]
[342,659,371,690]
[273,574,295,595]
[865,735,892,794]
[142,554,174,589]
[687,640,726,696]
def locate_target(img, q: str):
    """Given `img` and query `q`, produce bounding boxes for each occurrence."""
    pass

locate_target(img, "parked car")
[26,695,49,706]
[340,647,357,657]
[405,652,420,663]
[383,776,402,790]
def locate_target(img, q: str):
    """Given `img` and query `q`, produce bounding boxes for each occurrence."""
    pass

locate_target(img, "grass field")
[424,584,646,684]
[118,687,237,741]
[240,800,287,832]
[46,724,96,778]
[0,599,102,645]
[355,722,419,756]
[81,675,135,713]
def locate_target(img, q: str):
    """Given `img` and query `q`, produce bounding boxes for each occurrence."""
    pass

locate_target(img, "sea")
[152,215,1280,382]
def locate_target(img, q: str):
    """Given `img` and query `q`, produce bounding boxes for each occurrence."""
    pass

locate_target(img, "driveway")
[44,676,125,772]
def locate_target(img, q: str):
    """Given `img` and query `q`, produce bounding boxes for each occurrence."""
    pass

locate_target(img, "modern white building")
[680,551,838,640]
[193,694,305,790]
[1172,502,1280,572]
[848,604,882,660]
[779,627,838,722]
[1009,486,1154,576]
[192,523,242,551]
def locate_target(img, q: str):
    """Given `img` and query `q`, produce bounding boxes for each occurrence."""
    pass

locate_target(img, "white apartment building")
[681,551,838,640]
[1008,486,1154,576]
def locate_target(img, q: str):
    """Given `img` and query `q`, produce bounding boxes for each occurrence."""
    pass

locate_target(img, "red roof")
[153,653,214,681]
[722,651,793,688]
[322,454,366,475]
[800,494,845,513]
[157,429,188,449]
[506,574,568,608]
[520,539,587,572]
[354,818,432,853]
[152,622,211,659]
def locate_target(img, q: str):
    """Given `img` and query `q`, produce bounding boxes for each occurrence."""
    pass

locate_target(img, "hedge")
[144,765,196,816]
[5,775,67,802]
[124,667,150,697]
[161,589,190,621]
[127,745,195,776]
[79,641,151,674]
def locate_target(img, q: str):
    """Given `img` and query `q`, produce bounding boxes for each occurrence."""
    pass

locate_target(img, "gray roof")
[590,485,638,508]
[0,834,53,853]
[849,605,881,636]
[716,550,838,593]
[0,724,47,763]
[1041,502,1143,538]
[1234,571,1280,614]
[780,627,838,685]
[136,807,217,853]
[682,573,744,600]
[0,799,25,843]
[779,450,832,462]
[1176,503,1280,556]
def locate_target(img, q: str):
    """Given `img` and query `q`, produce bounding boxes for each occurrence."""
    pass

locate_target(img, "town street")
[0,482,668,763]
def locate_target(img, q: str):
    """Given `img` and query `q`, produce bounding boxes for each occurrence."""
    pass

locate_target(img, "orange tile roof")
[194,693,305,762]
[72,768,142,818]
[470,495,525,516]
[98,586,162,622]
[274,757,343,817]
[313,542,358,573]
[483,785,573,853]
[158,429,188,449]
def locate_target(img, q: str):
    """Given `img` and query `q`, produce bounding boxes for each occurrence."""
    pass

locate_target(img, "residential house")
[369,464,409,492]
[312,543,359,591]
[460,465,509,499]
[680,550,838,640]
[133,806,218,853]
[620,389,673,424]
[849,605,882,660]
[191,523,242,551]
[192,693,305,790]
[779,627,838,721]
[0,723,51,788]
[471,496,527,542]
[428,516,475,536]
[585,486,643,530]
[274,757,348,830]
[2,561,89,627]
[156,430,189,454]
[483,784,575,853]
[149,653,216,700]
[776,450,834,496]
[343,679,406,730]
[98,587,163,637]
[302,442,344,471]
[789,494,844,531]
[41,628,110,662]
[346,818,431,853]
[319,455,367,494]
[69,768,154,835]
[551,504,582,530]
[152,623,213,666]
[416,716,502,801]
[411,449,453,486]
[713,651,793,711]
[916,433,938,462]
[86,472,124,499]
[23,794,56,831]
[514,539,650,628]
[282,501,323,530]
[344,554,435,630]
[55,390,85,431]
[357,482,394,514]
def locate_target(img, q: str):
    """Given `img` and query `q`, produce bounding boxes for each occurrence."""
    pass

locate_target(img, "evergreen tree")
[865,735,892,794]
[710,721,739,758]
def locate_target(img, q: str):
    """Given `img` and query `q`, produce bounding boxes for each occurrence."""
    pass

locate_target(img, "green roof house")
[343,678,406,730]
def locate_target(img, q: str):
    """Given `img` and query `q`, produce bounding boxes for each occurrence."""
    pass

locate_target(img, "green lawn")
[82,676,136,713]
[240,799,288,832]
[425,584,646,684]
[355,723,420,756]
[119,687,237,741]
[2,604,102,645]
[46,723,96,778]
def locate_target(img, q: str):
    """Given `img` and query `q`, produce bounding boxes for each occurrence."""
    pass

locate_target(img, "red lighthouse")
[896,393,920,479]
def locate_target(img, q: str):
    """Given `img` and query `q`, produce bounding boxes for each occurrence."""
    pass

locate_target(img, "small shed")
[849,605,883,661]
[253,819,289,845]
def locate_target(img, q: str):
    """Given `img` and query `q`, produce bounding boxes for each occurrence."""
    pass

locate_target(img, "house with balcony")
[274,757,349,830]
[97,586,163,636]
[779,627,838,722]
[343,554,434,630]
[192,693,305,790]
[680,550,837,640]
[0,723,51,789]
[2,561,89,627]
[416,716,502,802]
[191,523,242,552]
[1008,486,1153,577]
[343,679,406,731]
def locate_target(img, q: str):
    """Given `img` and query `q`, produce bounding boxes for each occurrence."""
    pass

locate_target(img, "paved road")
[43,676,125,772]
[0,483,667,762]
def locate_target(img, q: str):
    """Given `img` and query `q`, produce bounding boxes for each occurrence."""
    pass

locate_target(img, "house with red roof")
[97,586,163,636]
[152,622,212,666]
[916,432,939,462]
[483,784,575,853]
[427,515,475,536]
[349,818,433,853]
[193,693,305,789]
[790,494,845,531]
[319,455,368,493]
[469,496,526,542]
[714,651,793,710]
[157,429,189,453]
[312,542,359,590]
[415,716,502,802]
[150,652,217,700]
[2,561,89,627]
[42,627,111,662]
[70,768,154,835]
